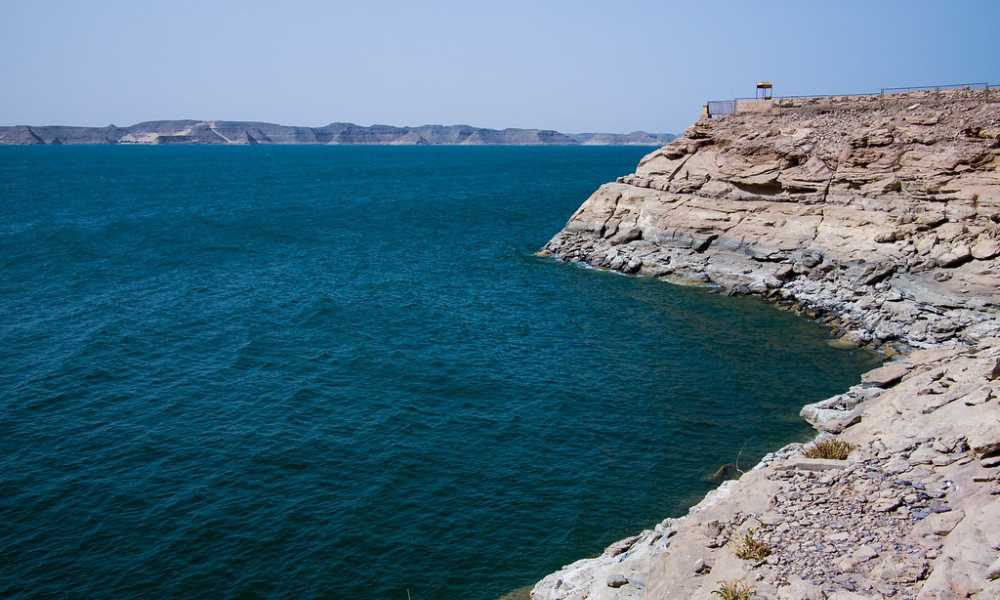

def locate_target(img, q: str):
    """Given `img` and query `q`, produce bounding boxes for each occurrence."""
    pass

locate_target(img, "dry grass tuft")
[711,580,756,600]
[803,438,854,460]
[733,528,771,562]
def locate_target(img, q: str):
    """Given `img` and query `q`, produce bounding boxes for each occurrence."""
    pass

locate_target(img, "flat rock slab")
[773,458,849,472]
[862,362,911,388]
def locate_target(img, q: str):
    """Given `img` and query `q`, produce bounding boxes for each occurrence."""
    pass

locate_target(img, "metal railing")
[707,100,737,118]
[880,82,990,95]
[705,82,991,118]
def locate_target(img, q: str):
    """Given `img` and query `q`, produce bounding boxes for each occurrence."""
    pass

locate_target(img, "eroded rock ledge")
[532,89,1000,600]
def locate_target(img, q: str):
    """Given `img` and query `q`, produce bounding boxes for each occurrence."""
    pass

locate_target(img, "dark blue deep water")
[0,146,878,599]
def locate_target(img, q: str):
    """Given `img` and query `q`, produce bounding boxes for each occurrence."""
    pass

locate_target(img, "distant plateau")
[0,121,676,146]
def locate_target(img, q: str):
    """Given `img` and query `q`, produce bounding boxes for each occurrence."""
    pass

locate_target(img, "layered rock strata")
[533,89,1000,599]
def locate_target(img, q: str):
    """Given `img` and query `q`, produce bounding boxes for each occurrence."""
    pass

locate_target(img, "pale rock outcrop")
[532,89,1000,600]
[542,88,1000,347]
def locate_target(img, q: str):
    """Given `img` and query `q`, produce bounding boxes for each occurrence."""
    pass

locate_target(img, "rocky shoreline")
[532,89,999,599]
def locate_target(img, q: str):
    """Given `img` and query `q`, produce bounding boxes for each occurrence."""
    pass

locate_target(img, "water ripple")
[0,146,879,600]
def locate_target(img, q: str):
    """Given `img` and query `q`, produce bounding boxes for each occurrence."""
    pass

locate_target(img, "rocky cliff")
[0,121,675,146]
[534,88,1000,599]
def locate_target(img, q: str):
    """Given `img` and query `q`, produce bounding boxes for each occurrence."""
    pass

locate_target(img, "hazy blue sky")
[3,0,998,133]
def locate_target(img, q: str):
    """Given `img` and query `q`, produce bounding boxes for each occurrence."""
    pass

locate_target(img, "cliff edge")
[534,88,1000,599]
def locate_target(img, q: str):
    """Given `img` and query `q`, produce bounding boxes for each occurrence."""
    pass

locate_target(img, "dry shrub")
[711,580,756,600]
[803,438,854,460]
[733,528,771,562]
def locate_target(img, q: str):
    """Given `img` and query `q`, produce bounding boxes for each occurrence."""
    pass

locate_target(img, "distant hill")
[0,121,675,146]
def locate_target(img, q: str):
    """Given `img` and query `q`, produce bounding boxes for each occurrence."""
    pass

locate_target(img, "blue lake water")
[0,146,879,599]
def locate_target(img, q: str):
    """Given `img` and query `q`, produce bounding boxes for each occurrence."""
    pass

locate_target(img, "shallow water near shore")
[0,145,879,600]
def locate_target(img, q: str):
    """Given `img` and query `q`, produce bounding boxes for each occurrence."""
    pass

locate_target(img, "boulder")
[936,247,972,268]
[604,535,641,557]
[872,556,927,583]
[800,405,862,433]
[967,421,1000,457]
[971,238,999,260]
[918,510,965,536]
[988,359,1000,381]
[989,557,1000,581]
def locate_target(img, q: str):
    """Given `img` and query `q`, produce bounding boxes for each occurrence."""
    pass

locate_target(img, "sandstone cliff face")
[543,89,1000,347]
[534,89,1000,600]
